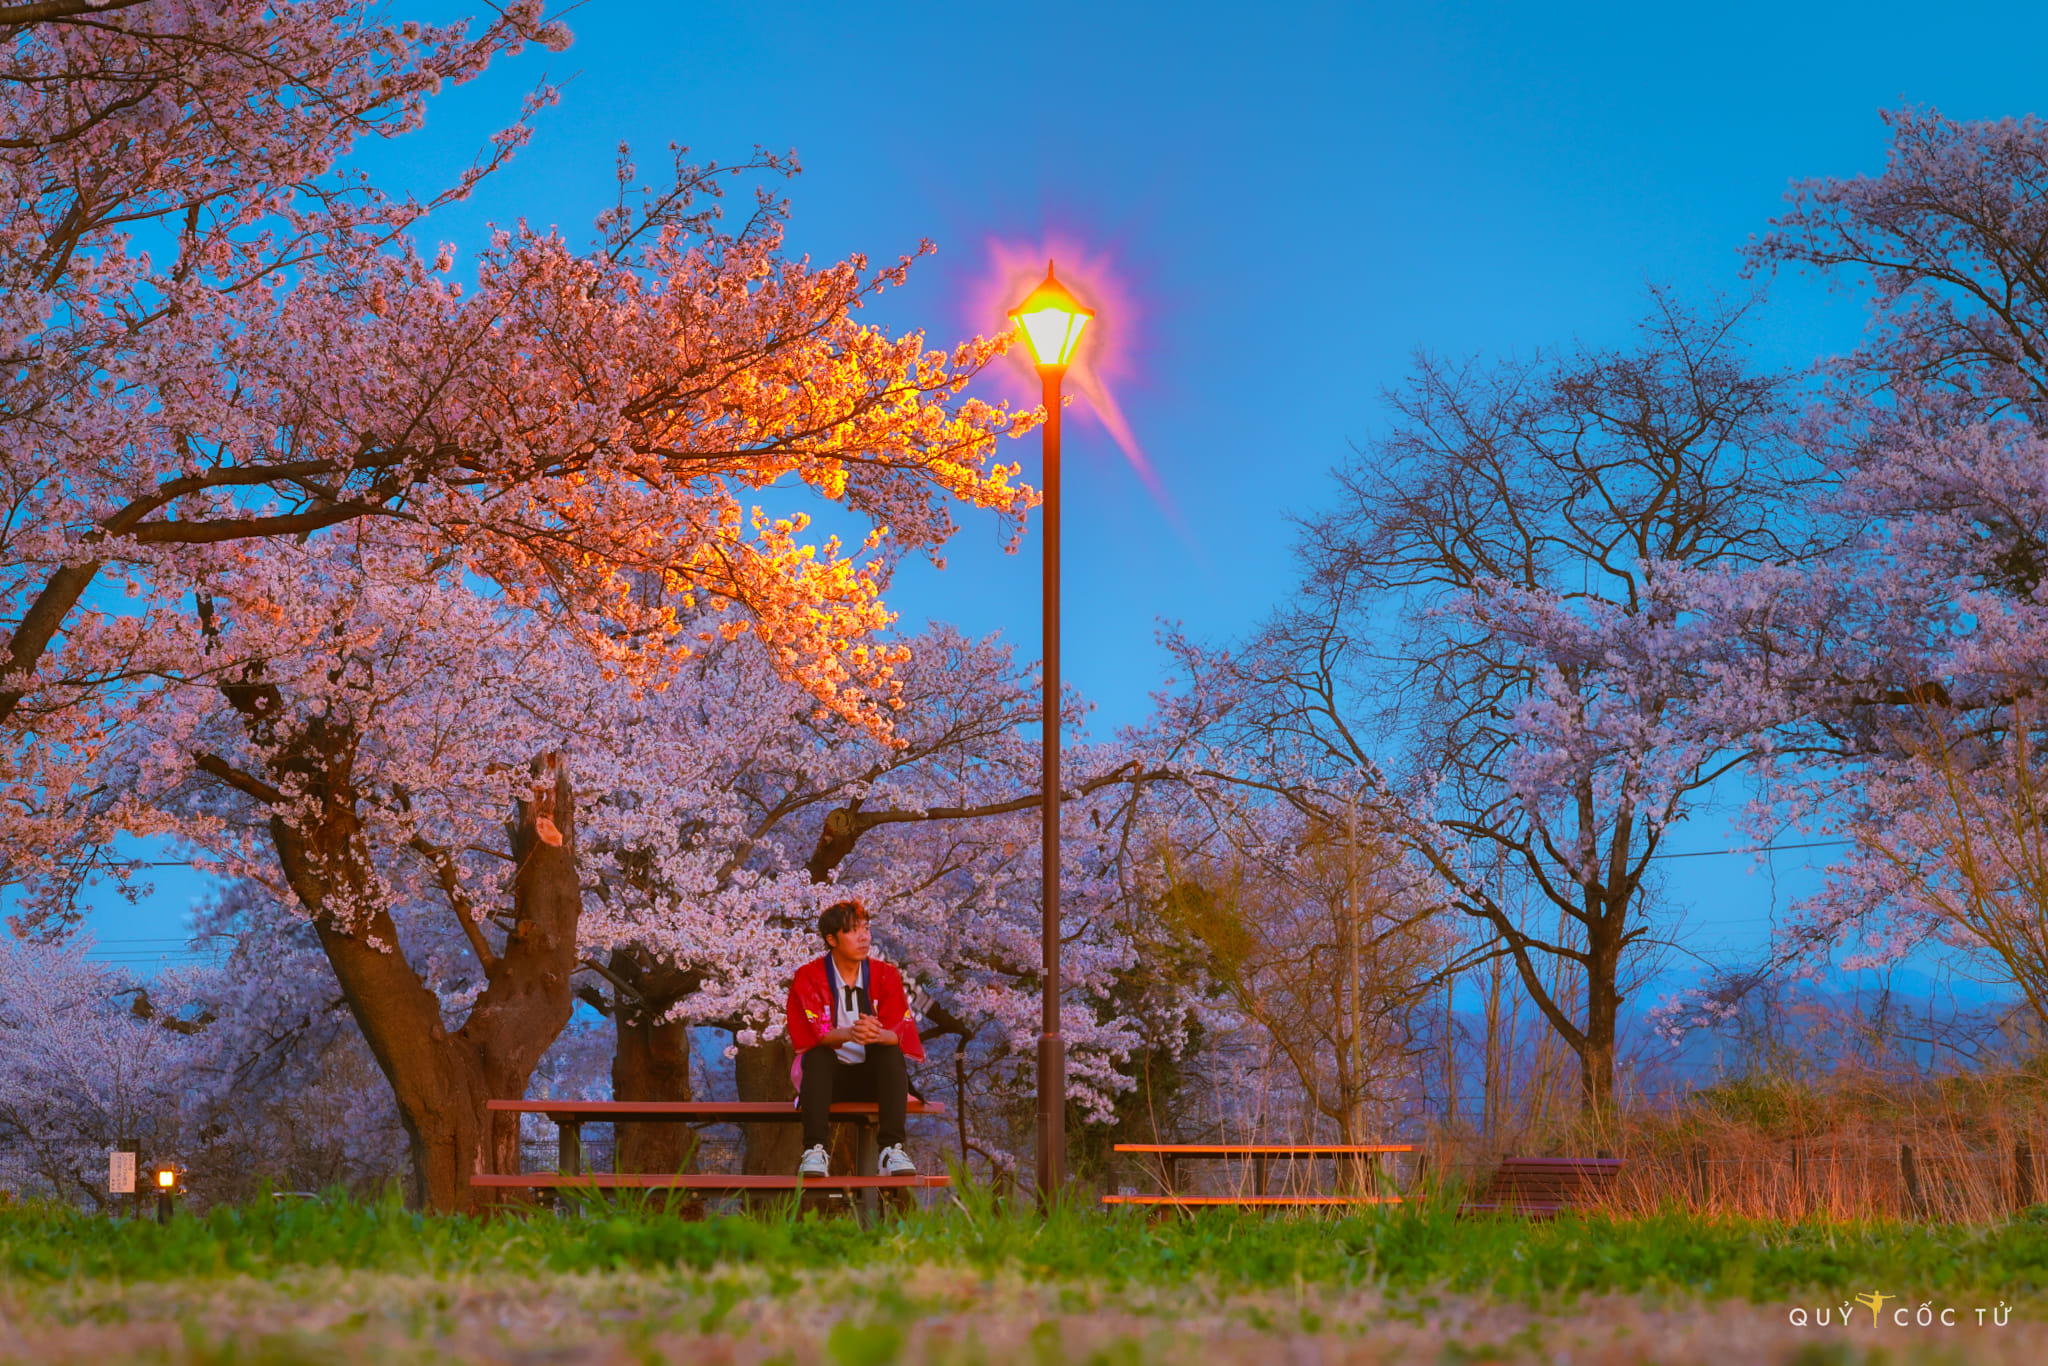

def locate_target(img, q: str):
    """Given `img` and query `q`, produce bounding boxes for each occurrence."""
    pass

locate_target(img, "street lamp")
[1008,262,1092,1203]
[149,1161,185,1225]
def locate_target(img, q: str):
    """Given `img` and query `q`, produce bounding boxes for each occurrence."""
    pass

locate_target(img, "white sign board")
[109,1151,136,1194]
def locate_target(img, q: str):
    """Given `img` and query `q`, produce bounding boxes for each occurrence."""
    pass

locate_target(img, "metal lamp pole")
[1008,262,1091,1207]
[1036,354,1066,1204]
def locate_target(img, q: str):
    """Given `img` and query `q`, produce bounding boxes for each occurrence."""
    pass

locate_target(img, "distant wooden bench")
[477,1099,950,1207]
[1459,1156,1622,1218]
[1105,1143,1412,1207]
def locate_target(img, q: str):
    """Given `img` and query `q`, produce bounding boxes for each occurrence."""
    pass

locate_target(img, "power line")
[1647,839,1852,861]
[84,938,218,945]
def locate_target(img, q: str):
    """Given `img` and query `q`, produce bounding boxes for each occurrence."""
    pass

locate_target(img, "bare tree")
[1157,805,1456,1149]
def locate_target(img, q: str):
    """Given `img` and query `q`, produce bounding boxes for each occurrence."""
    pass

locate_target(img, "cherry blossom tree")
[2,0,1037,918]
[1158,294,1807,1116]
[0,933,205,1205]
[1,2,1046,1209]
[53,518,1179,1202]
[1153,800,1455,1147]
[1712,110,2048,1017]
[2,0,560,731]
[173,878,412,1198]
[551,618,1183,1177]
[0,880,425,1206]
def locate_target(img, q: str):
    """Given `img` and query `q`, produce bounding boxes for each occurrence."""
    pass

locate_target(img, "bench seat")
[1459,1157,1621,1219]
[488,1097,948,1186]
[486,1099,945,1121]
[472,1172,949,1190]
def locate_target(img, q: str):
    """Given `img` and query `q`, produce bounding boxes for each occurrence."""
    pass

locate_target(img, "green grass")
[6,1184,2048,1304]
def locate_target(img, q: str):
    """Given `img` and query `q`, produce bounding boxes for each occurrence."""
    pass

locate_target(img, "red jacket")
[785,953,925,1090]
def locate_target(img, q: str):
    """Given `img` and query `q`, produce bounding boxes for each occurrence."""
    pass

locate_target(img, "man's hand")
[852,1014,897,1046]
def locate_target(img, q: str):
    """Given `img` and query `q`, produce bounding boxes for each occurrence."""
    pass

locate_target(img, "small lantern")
[148,1161,185,1224]
[1008,262,1093,369]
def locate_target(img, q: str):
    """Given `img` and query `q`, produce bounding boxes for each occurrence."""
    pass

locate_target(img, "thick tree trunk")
[613,1012,693,1171]
[310,909,500,1210]
[610,949,699,1173]
[261,737,582,1212]
[1579,951,1621,1122]
[1575,889,1625,1123]
[1481,888,1627,1127]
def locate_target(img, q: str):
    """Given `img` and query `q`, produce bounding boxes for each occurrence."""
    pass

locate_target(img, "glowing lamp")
[147,1161,185,1224]
[1008,262,1093,368]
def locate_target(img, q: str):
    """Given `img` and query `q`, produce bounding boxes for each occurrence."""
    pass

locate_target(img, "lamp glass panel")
[1016,307,1088,366]
[157,1169,175,1188]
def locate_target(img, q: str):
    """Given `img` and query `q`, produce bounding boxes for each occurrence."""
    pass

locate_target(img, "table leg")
[1164,1156,1178,1197]
[1255,1155,1267,1197]
[559,1122,582,1177]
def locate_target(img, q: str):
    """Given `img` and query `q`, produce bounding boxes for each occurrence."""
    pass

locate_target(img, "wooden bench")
[479,1099,951,1211]
[471,1173,950,1191]
[487,1098,948,1175]
[1458,1156,1622,1218]
[1105,1143,1412,1207]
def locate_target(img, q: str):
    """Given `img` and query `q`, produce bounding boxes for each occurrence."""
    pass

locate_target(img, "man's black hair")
[819,899,869,945]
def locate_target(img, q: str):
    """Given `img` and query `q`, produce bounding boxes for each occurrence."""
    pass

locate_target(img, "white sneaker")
[878,1144,917,1177]
[798,1144,830,1178]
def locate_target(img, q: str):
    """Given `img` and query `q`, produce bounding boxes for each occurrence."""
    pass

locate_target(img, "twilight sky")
[74,1,2048,976]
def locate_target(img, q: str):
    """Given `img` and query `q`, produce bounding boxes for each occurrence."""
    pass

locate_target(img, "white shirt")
[832,958,869,1065]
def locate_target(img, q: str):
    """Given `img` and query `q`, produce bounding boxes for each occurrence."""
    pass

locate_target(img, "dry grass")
[1349,1061,2048,1224]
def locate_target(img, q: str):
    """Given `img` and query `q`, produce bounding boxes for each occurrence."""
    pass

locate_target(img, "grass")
[5,1183,2048,1304]
[7,1185,2048,1362]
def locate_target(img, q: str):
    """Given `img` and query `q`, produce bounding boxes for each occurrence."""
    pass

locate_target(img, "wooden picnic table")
[481,1098,951,1210]
[1110,1143,1413,1205]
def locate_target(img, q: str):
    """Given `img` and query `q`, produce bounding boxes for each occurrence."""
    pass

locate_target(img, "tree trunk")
[735,1035,801,1176]
[260,736,581,1212]
[1578,896,1624,1122]
[1577,1033,1617,1120]
[611,949,698,1173]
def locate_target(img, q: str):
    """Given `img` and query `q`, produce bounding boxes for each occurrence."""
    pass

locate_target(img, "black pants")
[799,1045,907,1150]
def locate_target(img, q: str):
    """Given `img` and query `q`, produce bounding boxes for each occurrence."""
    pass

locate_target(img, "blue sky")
[73,0,2048,978]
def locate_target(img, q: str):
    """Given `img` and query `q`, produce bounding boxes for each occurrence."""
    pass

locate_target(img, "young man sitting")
[784,899,925,1178]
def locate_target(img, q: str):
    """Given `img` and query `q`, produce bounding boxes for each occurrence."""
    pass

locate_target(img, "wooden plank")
[1111,1144,1413,1156]
[1101,1195,1403,1207]
[1460,1154,1623,1221]
[486,1099,945,1120]
[471,1172,950,1190]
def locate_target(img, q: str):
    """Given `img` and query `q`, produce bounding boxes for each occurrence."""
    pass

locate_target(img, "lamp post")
[1008,262,1093,1204]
